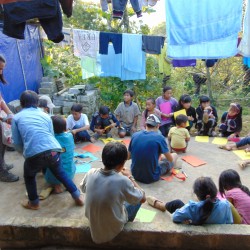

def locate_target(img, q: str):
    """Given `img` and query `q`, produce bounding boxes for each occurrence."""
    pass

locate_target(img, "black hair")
[99,105,110,115]
[219,169,250,197]
[38,99,48,108]
[193,177,217,225]
[20,90,39,108]
[71,104,83,112]
[179,94,192,108]
[163,86,172,93]
[0,54,7,84]
[176,114,188,126]
[123,89,134,97]
[51,115,66,134]
[145,97,156,119]
[199,95,210,104]
[102,142,128,170]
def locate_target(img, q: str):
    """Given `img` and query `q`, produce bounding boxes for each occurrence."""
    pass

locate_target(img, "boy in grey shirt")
[80,142,145,244]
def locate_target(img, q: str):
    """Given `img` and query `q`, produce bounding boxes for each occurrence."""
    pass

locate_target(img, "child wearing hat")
[219,103,242,138]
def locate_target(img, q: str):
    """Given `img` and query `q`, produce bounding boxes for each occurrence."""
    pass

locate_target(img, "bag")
[1,121,14,147]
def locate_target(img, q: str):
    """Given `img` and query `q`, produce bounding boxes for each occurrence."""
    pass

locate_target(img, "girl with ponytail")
[219,169,250,224]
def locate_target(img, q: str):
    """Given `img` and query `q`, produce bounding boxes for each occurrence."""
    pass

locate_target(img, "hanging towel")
[121,33,146,81]
[99,32,122,54]
[80,56,101,79]
[142,35,165,54]
[99,44,122,77]
[166,0,243,46]
[158,44,171,75]
[73,29,100,58]
[172,59,196,67]
[167,34,239,59]
[238,0,250,57]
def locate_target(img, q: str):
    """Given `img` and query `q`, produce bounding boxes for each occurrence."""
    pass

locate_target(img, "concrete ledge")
[1,217,250,250]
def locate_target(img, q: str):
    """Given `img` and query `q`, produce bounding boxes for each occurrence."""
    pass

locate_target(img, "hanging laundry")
[99,32,122,54]
[165,0,243,46]
[167,34,239,59]
[59,0,73,18]
[139,0,158,7]
[112,0,142,19]
[81,56,101,79]
[3,0,64,43]
[203,59,218,68]
[100,0,109,12]
[100,44,122,77]
[73,29,100,58]
[142,35,165,54]
[121,33,146,81]
[243,57,250,68]
[158,44,171,75]
[238,0,250,57]
[172,59,196,67]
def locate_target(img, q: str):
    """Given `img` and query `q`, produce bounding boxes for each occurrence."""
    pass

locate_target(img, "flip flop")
[146,196,166,212]
[39,187,53,200]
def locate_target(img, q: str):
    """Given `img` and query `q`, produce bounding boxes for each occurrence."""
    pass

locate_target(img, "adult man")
[128,114,178,184]
[12,90,83,209]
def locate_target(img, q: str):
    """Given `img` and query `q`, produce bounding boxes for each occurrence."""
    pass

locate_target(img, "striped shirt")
[225,188,250,224]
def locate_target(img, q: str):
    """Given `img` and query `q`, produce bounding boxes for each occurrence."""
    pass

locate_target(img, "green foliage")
[150,22,166,36]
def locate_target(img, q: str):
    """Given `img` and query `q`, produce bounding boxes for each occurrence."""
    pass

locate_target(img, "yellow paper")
[100,138,122,144]
[195,136,209,143]
[212,137,228,145]
[173,109,189,127]
[233,150,250,160]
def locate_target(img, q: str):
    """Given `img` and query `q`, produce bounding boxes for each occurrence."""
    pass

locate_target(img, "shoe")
[21,200,39,210]
[74,196,84,206]
[3,163,14,171]
[0,170,19,182]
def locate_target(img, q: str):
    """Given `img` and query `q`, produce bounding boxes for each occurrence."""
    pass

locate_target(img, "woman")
[0,55,19,182]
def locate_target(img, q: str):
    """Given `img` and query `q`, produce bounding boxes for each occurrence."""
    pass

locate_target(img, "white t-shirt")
[80,168,144,244]
[66,113,89,130]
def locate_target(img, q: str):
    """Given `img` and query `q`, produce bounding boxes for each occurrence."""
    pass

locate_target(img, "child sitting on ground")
[219,169,250,224]
[90,106,119,140]
[80,142,145,244]
[147,177,233,225]
[168,114,190,153]
[140,97,168,130]
[156,86,178,137]
[174,94,197,131]
[219,103,242,138]
[44,115,76,194]
[67,104,94,143]
[196,95,218,136]
[114,89,141,137]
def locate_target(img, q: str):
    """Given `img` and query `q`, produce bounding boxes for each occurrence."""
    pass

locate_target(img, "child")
[45,115,76,194]
[147,177,233,225]
[80,142,145,244]
[175,94,197,131]
[219,103,242,138]
[140,97,168,130]
[219,169,250,224]
[155,86,178,137]
[67,104,94,143]
[168,114,190,153]
[114,89,141,137]
[196,95,218,136]
[12,90,83,210]
[90,106,119,140]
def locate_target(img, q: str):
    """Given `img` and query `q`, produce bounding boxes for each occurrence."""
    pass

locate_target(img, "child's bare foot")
[147,196,166,212]
[53,185,64,194]
[75,195,84,206]
[218,144,234,151]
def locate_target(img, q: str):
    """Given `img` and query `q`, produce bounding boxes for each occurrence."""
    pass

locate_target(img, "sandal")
[21,200,39,210]
[146,196,166,212]
[39,187,53,200]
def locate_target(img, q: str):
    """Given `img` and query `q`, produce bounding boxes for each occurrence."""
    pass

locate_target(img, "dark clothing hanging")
[99,32,122,54]
[172,59,196,67]
[59,0,73,18]
[3,0,64,43]
[141,35,165,54]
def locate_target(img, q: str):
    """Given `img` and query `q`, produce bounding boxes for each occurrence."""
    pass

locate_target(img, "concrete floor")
[0,135,250,249]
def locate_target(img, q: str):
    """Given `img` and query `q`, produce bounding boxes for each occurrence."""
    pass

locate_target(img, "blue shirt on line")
[12,107,61,158]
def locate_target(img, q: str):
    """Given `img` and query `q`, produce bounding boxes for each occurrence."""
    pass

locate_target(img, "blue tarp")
[0,25,43,103]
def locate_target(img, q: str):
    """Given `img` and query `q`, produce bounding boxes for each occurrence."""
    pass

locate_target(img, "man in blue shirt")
[12,90,83,210]
[128,114,178,184]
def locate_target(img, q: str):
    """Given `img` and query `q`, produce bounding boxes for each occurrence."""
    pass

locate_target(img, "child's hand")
[97,129,104,135]
[131,126,137,132]
[121,167,131,177]
[71,129,77,135]
[188,116,194,121]
[111,123,116,128]
[169,113,174,117]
